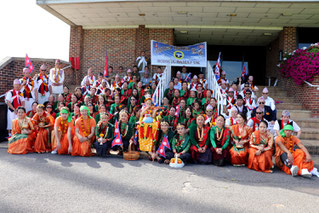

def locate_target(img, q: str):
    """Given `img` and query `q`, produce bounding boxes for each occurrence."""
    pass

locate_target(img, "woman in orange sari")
[248,121,274,173]
[8,106,35,154]
[32,104,54,153]
[229,112,252,166]
[275,125,316,178]
[72,106,96,157]
[51,107,74,155]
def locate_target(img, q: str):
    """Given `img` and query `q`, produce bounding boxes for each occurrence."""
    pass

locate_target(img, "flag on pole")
[157,135,171,158]
[241,64,247,79]
[185,73,192,82]
[112,120,123,147]
[214,52,221,81]
[104,50,109,77]
[25,54,34,74]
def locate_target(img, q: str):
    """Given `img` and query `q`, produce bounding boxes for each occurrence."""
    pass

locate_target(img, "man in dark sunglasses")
[247,107,268,132]
[251,97,276,133]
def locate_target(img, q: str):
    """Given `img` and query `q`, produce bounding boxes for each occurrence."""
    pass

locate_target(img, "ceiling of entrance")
[37,0,319,46]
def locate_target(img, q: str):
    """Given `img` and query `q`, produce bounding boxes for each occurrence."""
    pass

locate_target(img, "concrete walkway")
[0,148,318,213]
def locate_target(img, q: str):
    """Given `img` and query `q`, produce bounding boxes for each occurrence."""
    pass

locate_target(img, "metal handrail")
[304,80,319,90]
[207,62,224,114]
[152,65,171,106]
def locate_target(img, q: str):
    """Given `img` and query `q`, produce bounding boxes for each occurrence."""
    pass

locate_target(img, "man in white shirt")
[274,110,301,138]
[261,87,276,111]
[81,67,96,86]
[136,51,147,72]
[19,67,38,112]
[49,59,64,98]
[225,107,238,128]
[34,64,52,105]
[6,79,25,131]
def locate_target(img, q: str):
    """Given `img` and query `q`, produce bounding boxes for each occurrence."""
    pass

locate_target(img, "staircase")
[256,86,319,155]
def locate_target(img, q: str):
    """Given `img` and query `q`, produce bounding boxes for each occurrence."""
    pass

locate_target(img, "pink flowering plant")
[278,42,319,85]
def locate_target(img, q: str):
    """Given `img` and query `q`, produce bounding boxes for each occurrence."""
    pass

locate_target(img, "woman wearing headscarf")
[72,106,96,157]
[51,107,74,155]
[275,125,317,178]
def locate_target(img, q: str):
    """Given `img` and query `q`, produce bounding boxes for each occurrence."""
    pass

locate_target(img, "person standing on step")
[6,79,25,134]
[136,51,148,73]
[35,64,52,105]
[261,87,276,120]
[273,110,301,138]
[49,59,64,99]
[20,67,38,112]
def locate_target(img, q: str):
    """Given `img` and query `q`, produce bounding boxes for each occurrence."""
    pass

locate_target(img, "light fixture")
[263,32,272,36]
[180,31,188,34]
[227,13,237,17]
[177,11,188,14]
[281,12,292,16]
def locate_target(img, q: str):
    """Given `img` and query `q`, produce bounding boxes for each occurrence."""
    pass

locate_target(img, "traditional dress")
[51,116,74,155]
[81,75,96,86]
[189,125,212,164]
[72,116,96,157]
[248,130,273,173]
[8,117,35,154]
[32,112,55,153]
[229,124,252,166]
[5,89,24,130]
[94,122,114,157]
[20,77,38,112]
[210,126,231,166]
[36,73,51,104]
[49,67,64,95]
[119,121,135,152]
[275,135,314,176]
[171,135,191,163]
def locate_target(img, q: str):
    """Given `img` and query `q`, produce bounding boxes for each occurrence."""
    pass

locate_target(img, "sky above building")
[0,0,70,61]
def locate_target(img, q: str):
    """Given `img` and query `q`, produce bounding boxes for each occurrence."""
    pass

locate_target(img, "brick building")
[1,0,319,114]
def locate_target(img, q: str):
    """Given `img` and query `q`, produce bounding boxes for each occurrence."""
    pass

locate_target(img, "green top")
[119,122,135,141]
[164,88,173,98]
[201,98,210,107]
[95,113,101,124]
[187,97,196,106]
[210,126,230,150]
[172,135,191,153]
[189,124,210,148]
[55,112,60,119]
[110,103,120,114]
[95,123,114,140]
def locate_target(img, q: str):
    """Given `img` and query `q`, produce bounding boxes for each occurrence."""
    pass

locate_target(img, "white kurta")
[36,74,52,104]
[5,90,24,130]
[81,75,96,86]
[19,77,38,112]
[49,68,64,95]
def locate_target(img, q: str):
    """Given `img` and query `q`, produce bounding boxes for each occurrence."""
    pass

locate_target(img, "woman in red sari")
[189,114,212,164]
[8,106,35,154]
[248,121,274,173]
[51,107,74,155]
[72,106,96,157]
[229,112,252,166]
[32,104,54,153]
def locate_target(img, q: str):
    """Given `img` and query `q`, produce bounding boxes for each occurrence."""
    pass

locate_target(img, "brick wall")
[265,26,319,116]
[0,57,74,101]
[70,25,174,84]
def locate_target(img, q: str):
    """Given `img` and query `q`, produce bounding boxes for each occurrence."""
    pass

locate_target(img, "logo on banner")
[174,51,184,60]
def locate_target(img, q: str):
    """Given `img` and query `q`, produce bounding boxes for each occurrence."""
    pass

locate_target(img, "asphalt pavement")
[0,148,318,213]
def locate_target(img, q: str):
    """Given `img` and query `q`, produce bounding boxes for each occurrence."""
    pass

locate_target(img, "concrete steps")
[256,86,319,155]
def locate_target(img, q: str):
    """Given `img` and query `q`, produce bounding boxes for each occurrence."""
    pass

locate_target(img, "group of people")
[5,58,319,178]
